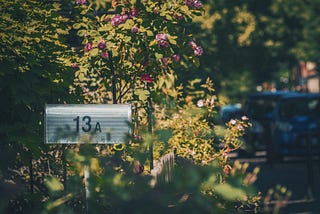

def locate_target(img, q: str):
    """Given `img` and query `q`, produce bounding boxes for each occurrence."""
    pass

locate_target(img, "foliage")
[68,0,204,104]
[0,0,76,212]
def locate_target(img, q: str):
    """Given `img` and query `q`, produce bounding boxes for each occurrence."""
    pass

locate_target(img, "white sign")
[45,104,131,144]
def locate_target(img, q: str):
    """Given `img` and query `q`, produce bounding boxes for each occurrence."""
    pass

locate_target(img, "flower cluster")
[131,26,139,34]
[111,14,129,27]
[156,33,169,47]
[185,0,203,9]
[71,63,79,70]
[172,54,180,62]
[196,98,215,108]
[141,74,153,83]
[97,40,106,50]
[189,41,203,56]
[130,8,139,17]
[228,117,249,132]
[76,0,86,5]
[84,42,93,52]
[110,8,139,27]
[160,54,180,66]
[100,51,109,59]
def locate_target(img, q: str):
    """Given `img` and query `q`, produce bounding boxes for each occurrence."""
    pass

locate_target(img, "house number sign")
[45,104,131,144]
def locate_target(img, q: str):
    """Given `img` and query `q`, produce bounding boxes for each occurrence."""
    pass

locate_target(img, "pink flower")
[156,33,169,47]
[224,165,230,175]
[189,41,198,50]
[172,54,180,62]
[97,40,106,50]
[161,57,171,65]
[71,63,79,70]
[237,124,244,131]
[76,0,86,5]
[130,8,139,17]
[84,42,93,52]
[197,99,204,107]
[186,0,202,9]
[241,116,248,121]
[101,51,109,59]
[194,46,203,56]
[141,74,153,83]
[133,161,144,174]
[111,14,128,26]
[131,26,139,34]
[174,13,184,20]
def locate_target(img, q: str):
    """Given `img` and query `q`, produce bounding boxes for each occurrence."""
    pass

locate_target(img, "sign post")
[45,104,131,213]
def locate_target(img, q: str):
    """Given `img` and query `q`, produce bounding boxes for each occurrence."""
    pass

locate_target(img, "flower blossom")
[76,0,86,5]
[186,0,202,9]
[224,165,230,175]
[194,46,203,56]
[71,63,79,70]
[197,99,204,107]
[111,14,129,27]
[241,116,249,121]
[84,42,93,52]
[230,119,237,125]
[161,57,171,65]
[155,33,169,47]
[189,41,203,56]
[172,54,180,62]
[237,124,244,131]
[130,8,139,17]
[101,51,109,59]
[141,74,153,83]
[97,40,106,50]
[131,26,139,34]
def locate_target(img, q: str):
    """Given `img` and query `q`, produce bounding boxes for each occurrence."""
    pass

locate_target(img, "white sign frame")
[45,104,131,144]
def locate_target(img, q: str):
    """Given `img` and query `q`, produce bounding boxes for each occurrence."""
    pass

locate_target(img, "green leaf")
[146,30,154,37]
[90,30,99,37]
[134,89,150,101]
[77,29,87,37]
[123,36,132,42]
[215,183,247,201]
[180,5,189,13]
[157,76,165,89]
[169,38,177,45]
[123,19,134,30]
[45,176,64,193]
[155,53,163,60]
[90,48,99,56]
[73,23,82,29]
[78,73,85,81]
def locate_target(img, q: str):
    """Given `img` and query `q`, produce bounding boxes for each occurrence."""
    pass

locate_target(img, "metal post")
[84,165,90,214]
[108,51,117,104]
[147,84,153,170]
[306,132,314,199]
[62,145,67,191]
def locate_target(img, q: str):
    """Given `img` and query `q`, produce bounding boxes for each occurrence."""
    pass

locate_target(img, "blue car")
[242,91,294,155]
[270,93,320,157]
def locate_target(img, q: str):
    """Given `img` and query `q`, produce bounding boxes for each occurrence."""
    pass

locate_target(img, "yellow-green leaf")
[45,176,64,192]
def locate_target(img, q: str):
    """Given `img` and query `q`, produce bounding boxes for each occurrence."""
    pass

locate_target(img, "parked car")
[219,104,244,124]
[241,91,294,156]
[270,93,320,159]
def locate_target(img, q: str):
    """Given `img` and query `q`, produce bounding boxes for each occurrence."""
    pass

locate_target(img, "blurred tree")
[188,0,320,103]
[0,0,75,211]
